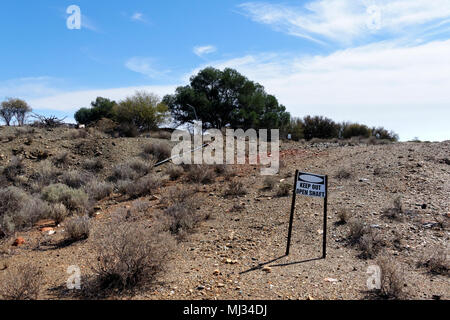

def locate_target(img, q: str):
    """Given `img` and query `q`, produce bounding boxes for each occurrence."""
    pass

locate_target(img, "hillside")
[0,125,448,300]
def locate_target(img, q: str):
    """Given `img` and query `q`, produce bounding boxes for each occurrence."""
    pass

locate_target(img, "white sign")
[296,172,327,198]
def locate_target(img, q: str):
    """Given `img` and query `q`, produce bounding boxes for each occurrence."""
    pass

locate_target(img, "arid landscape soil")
[0,125,448,300]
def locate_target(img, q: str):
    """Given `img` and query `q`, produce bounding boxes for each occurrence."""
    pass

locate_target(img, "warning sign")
[296,172,327,198]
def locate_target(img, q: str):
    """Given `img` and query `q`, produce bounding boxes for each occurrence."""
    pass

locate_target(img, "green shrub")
[85,180,114,201]
[65,215,90,242]
[302,116,339,140]
[61,170,89,189]
[342,123,371,139]
[41,184,89,212]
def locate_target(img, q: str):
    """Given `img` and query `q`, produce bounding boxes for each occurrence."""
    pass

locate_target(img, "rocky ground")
[0,126,448,300]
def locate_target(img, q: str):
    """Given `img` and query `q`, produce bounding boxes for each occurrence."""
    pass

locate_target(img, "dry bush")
[127,159,152,176]
[336,209,351,225]
[65,129,88,140]
[186,165,216,184]
[348,219,369,244]
[119,175,162,199]
[85,179,114,201]
[263,176,277,190]
[164,204,199,236]
[53,152,70,168]
[166,165,184,181]
[92,219,175,292]
[276,182,291,197]
[376,256,407,299]
[82,158,104,171]
[2,156,25,181]
[382,196,403,221]
[142,142,171,162]
[29,160,61,189]
[109,159,152,182]
[51,203,68,225]
[61,170,90,189]
[65,215,90,242]
[152,130,172,140]
[160,186,196,207]
[0,265,42,300]
[358,232,384,259]
[418,247,449,276]
[0,187,50,235]
[41,183,89,213]
[230,203,245,212]
[224,180,247,197]
[335,168,352,180]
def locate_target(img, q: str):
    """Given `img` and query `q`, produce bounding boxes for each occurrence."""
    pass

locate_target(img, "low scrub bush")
[51,203,68,225]
[376,256,406,299]
[418,247,449,276]
[382,196,403,221]
[186,165,216,184]
[166,165,184,181]
[276,182,291,197]
[61,170,90,189]
[29,160,61,189]
[0,265,42,300]
[41,183,89,212]
[53,152,70,168]
[142,142,171,162]
[85,179,114,201]
[335,168,352,180]
[119,175,162,199]
[224,180,247,197]
[2,156,25,181]
[336,209,351,225]
[82,158,104,171]
[65,215,90,242]
[263,176,277,190]
[92,218,175,292]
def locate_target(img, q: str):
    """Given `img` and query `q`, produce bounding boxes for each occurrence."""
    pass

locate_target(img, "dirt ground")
[0,126,448,300]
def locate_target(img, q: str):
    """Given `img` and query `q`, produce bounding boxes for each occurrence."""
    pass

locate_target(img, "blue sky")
[1,0,450,141]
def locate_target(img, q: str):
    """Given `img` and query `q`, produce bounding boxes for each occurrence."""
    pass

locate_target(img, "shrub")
[65,129,88,140]
[164,204,199,236]
[82,158,104,171]
[92,219,175,291]
[74,97,117,125]
[142,142,171,162]
[51,203,68,225]
[85,180,114,201]
[0,265,42,300]
[348,219,369,244]
[418,247,449,276]
[61,170,90,189]
[65,215,90,242]
[110,160,151,182]
[335,168,351,180]
[382,196,403,221]
[342,123,371,139]
[0,188,50,235]
[302,115,339,140]
[186,165,216,184]
[29,160,61,189]
[336,209,351,225]
[127,159,152,176]
[263,176,277,190]
[224,180,247,197]
[53,152,70,168]
[41,183,89,212]
[119,175,162,199]
[276,182,291,197]
[2,156,24,181]
[167,165,184,181]
[117,122,139,137]
[371,127,399,141]
[358,232,384,259]
[376,256,406,299]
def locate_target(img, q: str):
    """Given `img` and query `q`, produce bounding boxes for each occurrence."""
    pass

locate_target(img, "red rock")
[13,237,25,246]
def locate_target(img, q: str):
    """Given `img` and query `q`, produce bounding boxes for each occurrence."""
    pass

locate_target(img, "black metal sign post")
[285,170,299,256]
[285,171,328,258]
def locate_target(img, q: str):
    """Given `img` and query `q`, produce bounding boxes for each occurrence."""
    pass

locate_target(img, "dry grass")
[418,246,449,276]
[61,170,90,189]
[276,182,291,197]
[142,142,171,162]
[336,209,351,225]
[118,175,162,199]
[335,168,352,180]
[185,165,216,184]
[85,179,114,201]
[166,165,184,181]
[263,176,277,190]
[376,256,407,299]
[0,265,43,300]
[82,158,104,171]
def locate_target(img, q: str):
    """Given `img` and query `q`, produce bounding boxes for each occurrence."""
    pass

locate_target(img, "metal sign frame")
[285,170,328,258]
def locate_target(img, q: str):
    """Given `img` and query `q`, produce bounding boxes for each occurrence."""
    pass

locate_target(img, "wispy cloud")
[193,45,217,57]
[0,77,63,100]
[131,12,147,23]
[81,14,101,32]
[125,57,170,78]
[238,0,450,45]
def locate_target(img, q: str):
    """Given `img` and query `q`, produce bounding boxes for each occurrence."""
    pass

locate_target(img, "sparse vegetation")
[376,256,407,299]
[41,183,89,213]
[224,180,247,197]
[382,196,403,221]
[186,165,216,184]
[85,179,114,201]
[119,175,162,199]
[167,165,184,181]
[418,247,449,276]
[82,158,104,171]
[276,182,291,197]
[336,209,351,225]
[263,176,277,190]
[335,168,352,180]
[142,142,171,162]
[61,170,90,189]
[0,265,42,300]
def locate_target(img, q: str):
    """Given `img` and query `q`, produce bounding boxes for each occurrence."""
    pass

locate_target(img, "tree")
[302,116,339,140]
[163,67,291,131]
[74,97,116,125]
[113,91,170,132]
[1,98,32,126]
[342,123,371,139]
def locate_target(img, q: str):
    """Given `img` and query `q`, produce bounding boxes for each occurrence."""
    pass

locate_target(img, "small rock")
[12,237,25,246]
[262,266,272,273]
[213,269,220,276]
[324,278,338,283]
[197,285,205,290]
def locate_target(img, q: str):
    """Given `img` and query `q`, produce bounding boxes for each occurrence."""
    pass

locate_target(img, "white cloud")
[125,57,169,78]
[239,0,450,44]
[193,45,217,57]
[0,77,62,100]
[186,39,450,141]
[131,12,147,22]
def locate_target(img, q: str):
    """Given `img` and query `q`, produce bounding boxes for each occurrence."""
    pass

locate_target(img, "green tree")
[113,91,170,132]
[74,97,117,125]
[163,67,291,131]
[302,116,339,140]
[286,117,304,141]
[342,123,371,139]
